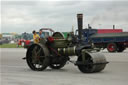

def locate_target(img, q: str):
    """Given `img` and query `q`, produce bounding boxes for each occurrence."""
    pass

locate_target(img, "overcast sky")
[1,0,128,33]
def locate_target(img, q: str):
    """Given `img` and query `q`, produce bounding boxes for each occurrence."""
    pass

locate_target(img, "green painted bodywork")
[53,39,69,48]
[62,32,69,38]
[52,32,71,48]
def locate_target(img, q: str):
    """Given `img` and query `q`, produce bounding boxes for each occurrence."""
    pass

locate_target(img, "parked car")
[0,38,10,45]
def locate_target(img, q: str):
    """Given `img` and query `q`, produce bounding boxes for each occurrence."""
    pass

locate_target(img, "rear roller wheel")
[77,53,107,73]
[26,44,49,71]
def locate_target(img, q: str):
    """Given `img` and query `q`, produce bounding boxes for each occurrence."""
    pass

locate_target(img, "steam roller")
[25,14,108,73]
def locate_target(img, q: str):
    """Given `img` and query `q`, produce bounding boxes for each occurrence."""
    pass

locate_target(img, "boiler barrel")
[58,46,76,56]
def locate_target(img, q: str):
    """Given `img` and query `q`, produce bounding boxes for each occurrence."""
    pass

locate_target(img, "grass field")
[0,43,23,48]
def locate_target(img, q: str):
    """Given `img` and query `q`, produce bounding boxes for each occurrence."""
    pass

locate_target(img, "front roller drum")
[26,43,50,71]
[77,52,108,73]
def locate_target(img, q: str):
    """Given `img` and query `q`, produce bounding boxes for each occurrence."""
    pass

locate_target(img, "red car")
[18,39,32,47]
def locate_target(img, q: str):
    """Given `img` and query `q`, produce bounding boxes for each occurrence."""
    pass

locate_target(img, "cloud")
[1,1,128,33]
[88,1,128,31]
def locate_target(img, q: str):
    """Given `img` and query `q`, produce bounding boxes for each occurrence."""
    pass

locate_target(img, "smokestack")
[77,14,83,40]
[113,25,115,29]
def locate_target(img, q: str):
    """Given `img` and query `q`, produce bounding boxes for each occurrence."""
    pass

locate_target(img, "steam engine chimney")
[113,25,115,29]
[77,14,83,40]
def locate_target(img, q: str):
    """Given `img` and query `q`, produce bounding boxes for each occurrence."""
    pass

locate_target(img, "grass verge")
[0,43,23,48]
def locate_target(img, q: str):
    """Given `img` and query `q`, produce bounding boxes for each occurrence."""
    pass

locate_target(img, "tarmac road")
[0,48,128,85]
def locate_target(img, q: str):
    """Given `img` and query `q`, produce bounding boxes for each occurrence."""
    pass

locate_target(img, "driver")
[39,29,45,38]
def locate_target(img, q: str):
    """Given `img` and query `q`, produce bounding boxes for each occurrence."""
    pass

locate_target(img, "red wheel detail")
[107,43,117,52]
[108,44,115,52]
[25,40,30,45]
